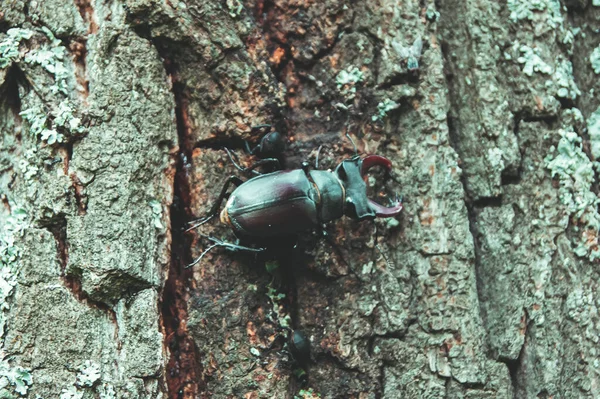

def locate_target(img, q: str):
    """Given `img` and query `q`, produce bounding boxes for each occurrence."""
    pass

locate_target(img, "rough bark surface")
[0,0,599,398]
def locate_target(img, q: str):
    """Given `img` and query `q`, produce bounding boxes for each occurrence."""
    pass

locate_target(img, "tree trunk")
[1,0,599,398]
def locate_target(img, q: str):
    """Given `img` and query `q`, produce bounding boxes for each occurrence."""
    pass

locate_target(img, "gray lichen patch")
[1,27,87,151]
[439,0,521,200]
[588,106,600,159]
[545,125,600,261]
[0,207,32,397]
[0,227,120,397]
[67,28,175,304]
[352,0,424,86]
[474,113,600,397]
[0,0,87,38]
[591,46,600,74]
[115,289,164,378]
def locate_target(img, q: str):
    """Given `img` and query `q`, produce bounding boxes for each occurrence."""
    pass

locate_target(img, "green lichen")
[0,208,32,397]
[516,44,552,76]
[507,0,562,27]
[266,286,291,329]
[226,0,243,17]
[588,106,600,160]
[75,361,100,388]
[16,149,40,181]
[515,44,580,100]
[336,66,363,87]
[97,383,116,399]
[372,98,399,122]
[553,59,580,100]
[295,388,321,399]
[148,200,163,229]
[590,46,600,75]
[20,100,84,145]
[0,29,33,69]
[336,66,364,100]
[0,207,28,335]
[487,148,505,169]
[0,359,32,397]
[425,4,440,22]
[1,27,73,96]
[249,347,260,357]
[3,27,82,146]
[24,27,70,95]
[0,208,27,270]
[545,130,600,261]
[60,386,82,399]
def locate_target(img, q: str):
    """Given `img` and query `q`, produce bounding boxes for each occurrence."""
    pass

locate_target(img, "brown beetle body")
[220,169,345,237]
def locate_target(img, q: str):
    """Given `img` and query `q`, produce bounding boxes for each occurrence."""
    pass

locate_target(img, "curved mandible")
[361,155,392,174]
[360,155,403,217]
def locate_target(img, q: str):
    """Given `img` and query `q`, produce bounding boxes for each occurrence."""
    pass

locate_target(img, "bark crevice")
[156,52,204,398]
[73,0,98,34]
[44,215,117,323]
[500,312,528,399]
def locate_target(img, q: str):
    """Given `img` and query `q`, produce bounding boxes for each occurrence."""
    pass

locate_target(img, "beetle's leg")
[185,175,243,232]
[224,148,280,175]
[224,148,247,172]
[315,145,323,169]
[244,158,281,173]
[317,225,366,282]
[245,124,273,155]
[372,221,393,269]
[345,132,358,155]
[186,234,266,268]
[251,124,272,131]
[244,141,254,154]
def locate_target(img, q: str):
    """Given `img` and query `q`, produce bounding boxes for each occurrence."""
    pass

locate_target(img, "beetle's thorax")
[307,170,345,222]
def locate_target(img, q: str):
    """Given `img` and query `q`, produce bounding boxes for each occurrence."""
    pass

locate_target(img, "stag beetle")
[219,154,401,237]
[186,137,402,265]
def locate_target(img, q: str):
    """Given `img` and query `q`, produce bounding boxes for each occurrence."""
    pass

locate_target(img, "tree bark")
[1,0,599,398]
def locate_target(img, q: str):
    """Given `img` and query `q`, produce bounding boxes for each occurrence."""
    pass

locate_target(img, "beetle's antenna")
[186,243,220,268]
[184,216,214,232]
[315,145,323,169]
[186,234,266,268]
[345,132,358,155]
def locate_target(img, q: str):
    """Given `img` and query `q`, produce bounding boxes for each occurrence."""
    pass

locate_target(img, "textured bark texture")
[1,0,599,398]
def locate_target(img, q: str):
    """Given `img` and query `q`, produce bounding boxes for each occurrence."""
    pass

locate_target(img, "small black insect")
[246,130,285,159]
[289,330,311,364]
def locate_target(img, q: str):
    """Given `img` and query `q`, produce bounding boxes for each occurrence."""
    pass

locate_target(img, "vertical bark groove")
[160,58,204,398]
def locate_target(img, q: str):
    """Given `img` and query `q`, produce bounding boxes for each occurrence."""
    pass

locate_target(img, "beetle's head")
[335,155,403,220]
